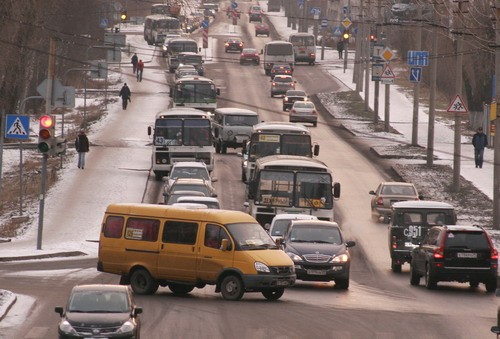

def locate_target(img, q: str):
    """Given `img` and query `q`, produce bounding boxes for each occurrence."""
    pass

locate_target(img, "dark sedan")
[224,38,244,52]
[279,220,356,289]
[55,284,142,339]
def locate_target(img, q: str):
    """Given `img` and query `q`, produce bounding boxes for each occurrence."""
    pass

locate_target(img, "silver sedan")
[288,101,318,127]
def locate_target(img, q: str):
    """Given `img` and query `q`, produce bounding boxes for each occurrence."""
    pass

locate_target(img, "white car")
[289,101,318,127]
[163,161,217,193]
[176,196,221,209]
[265,214,318,241]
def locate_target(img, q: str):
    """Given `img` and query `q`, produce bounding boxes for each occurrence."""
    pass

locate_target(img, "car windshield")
[242,48,256,54]
[225,115,258,126]
[68,291,129,313]
[171,184,209,195]
[289,225,342,244]
[170,167,210,180]
[227,222,278,250]
[381,185,416,195]
[275,77,292,83]
[294,102,314,109]
[286,91,305,96]
[271,219,291,236]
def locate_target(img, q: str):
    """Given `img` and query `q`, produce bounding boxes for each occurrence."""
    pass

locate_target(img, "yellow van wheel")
[221,275,244,301]
[130,268,159,295]
[262,288,284,300]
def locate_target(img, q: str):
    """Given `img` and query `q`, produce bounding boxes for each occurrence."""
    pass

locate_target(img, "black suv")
[410,225,498,292]
[280,220,356,289]
[282,90,307,111]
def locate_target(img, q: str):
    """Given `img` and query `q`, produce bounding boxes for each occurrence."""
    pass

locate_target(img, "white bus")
[165,38,199,72]
[144,14,181,45]
[147,108,215,180]
[151,3,181,17]
[240,121,319,182]
[288,32,316,65]
[169,76,220,112]
[245,155,340,226]
[261,41,295,75]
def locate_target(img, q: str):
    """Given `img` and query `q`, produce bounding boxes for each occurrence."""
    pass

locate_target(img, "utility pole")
[364,0,371,115]
[38,36,57,250]
[452,1,465,192]
[355,0,364,93]
[411,6,423,146]
[427,9,438,166]
[493,0,500,229]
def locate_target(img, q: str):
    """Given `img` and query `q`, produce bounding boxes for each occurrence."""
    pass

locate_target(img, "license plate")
[277,280,290,286]
[457,252,477,258]
[307,269,327,275]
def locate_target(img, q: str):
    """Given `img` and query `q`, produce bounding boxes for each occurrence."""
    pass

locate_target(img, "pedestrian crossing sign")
[5,115,30,139]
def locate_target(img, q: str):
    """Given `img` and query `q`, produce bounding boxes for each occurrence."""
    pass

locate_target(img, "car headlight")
[255,261,270,273]
[331,254,349,263]
[117,320,135,334]
[287,252,302,262]
[59,320,77,334]
[162,45,167,51]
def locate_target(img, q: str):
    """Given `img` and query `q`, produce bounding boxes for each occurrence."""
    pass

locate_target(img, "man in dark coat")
[131,53,138,74]
[119,83,131,110]
[472,126,488,168]
[75,130,90,169]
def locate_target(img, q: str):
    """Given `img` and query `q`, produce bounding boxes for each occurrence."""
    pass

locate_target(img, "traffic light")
[120,10,128,22]
[38,115,55,155]
[370,34,377,42]
[343,32,350,43]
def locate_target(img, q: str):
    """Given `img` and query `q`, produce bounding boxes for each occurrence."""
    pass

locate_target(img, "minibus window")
[125,218,160,241]
[205,224,231,250]
[163,221,198,245]
[104,216,124,238]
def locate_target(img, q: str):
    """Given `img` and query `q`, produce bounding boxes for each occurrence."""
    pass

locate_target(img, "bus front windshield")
[267,44,293,55]
[154,118,211,146]
[256,171,294,207]
[175,83,216,103]
[249,134,312,159]
[170,42,198,53]
[225,115,259,126]
[296,172,333,209]
[290,36,315,46]
[226,223,278,250]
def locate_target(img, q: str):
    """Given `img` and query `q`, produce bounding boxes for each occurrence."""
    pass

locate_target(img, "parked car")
[240,48,260,65]
[255,22,270,37]
[369,182,422,223]
[289,101,318,127]
[282,90,308,111]
[410,225,498,292]
[249,10,263,22]
[270,75,296,97]
[388,200,457,273]
[280,220,356,289]
[224,37,244,52]
[270,63,293,79]
[55,284,142,339]
[265,213,318,241]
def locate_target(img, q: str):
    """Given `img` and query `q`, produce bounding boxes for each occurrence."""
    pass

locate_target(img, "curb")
[0,251,87,262]
[0,291,17,323]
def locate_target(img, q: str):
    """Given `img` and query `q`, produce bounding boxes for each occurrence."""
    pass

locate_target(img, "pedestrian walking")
[131,53,138,74]
[119,83,131,110]
[137,59,144,82]
[472,126,488,168]
[75,130,90,169]
[337,40,344,59]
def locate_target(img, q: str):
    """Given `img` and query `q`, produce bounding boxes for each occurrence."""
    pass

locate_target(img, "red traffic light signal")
[38,115,55,154]
[370,34,377,42]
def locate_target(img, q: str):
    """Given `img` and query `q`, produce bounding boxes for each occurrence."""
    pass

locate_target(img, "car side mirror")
[418,194,424,200]
[411,238,421,246]
[134,307,143,317]
[147,126,152,136]
[276,237,285,246]
[491,326,500,335]
[369,190,376,195]
[264,223,271,231]
[55,306,64,317]
[211,176,218,182]
[220,238,229,251]
[346,240,356,248]
[216,88,220,95]
[243,201,249,208]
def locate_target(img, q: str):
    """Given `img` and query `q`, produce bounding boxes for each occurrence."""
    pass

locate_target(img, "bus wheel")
[262,288,284,300]
[130,268,159,295]
[221,275,244,301]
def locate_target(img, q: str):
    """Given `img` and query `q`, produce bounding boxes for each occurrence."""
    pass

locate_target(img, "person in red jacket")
[136,59,144,82]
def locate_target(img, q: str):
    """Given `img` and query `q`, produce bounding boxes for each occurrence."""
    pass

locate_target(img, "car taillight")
[433,246,444,259]
[492,248,499,260]
[272,82,276,86]
[239,43,243,47]
[291,83,295,87]
[310,53,316,57]
[290,109,296,113]
[312,110,317,115]
[376,197,384,206]
[391,236,397,249]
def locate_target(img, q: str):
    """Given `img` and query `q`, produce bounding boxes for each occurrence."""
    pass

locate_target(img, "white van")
[265,214,318,241]
[261,41,295,76]
[212,108,259,154]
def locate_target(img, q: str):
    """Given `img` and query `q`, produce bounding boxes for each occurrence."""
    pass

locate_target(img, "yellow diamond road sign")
[381,47,394,62]
[341,18,352,29]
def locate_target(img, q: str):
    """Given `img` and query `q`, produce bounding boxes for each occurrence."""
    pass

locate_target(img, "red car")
[240,48,260,65]
[255,23,270,37]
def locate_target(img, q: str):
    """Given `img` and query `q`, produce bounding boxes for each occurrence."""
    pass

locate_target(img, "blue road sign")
[407,51,429,66]
[409,67,422,82]
[310,7,321,15]
[321,18,328,28]
[343,6,349,15]
[231,1,238,9]
[100,19,108,29]
[298,0,304,9]
[201,20,209,29]
[333,26,342,36]
[5,115,30,140]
